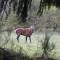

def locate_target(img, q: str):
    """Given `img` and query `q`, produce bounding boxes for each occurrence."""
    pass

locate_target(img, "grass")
[0,31,60,59]
[0,9,60,59]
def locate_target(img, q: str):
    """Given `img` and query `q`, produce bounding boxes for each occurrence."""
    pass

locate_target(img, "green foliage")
[0,47,30,60]
[41,32,55,58]
[0,0,32,22]
[38,0,60,15]
[1,0,60,22]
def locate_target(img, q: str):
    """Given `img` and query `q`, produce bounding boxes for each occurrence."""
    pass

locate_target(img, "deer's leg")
[29,36,31,43]
[17,35,20,42]
[26,36,27,42]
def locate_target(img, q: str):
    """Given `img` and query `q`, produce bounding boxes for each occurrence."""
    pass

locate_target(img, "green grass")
[0,8,60,59]
[0,31,60,58]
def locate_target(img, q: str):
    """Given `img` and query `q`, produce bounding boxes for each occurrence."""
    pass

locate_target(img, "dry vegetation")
[0,2,60,60]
